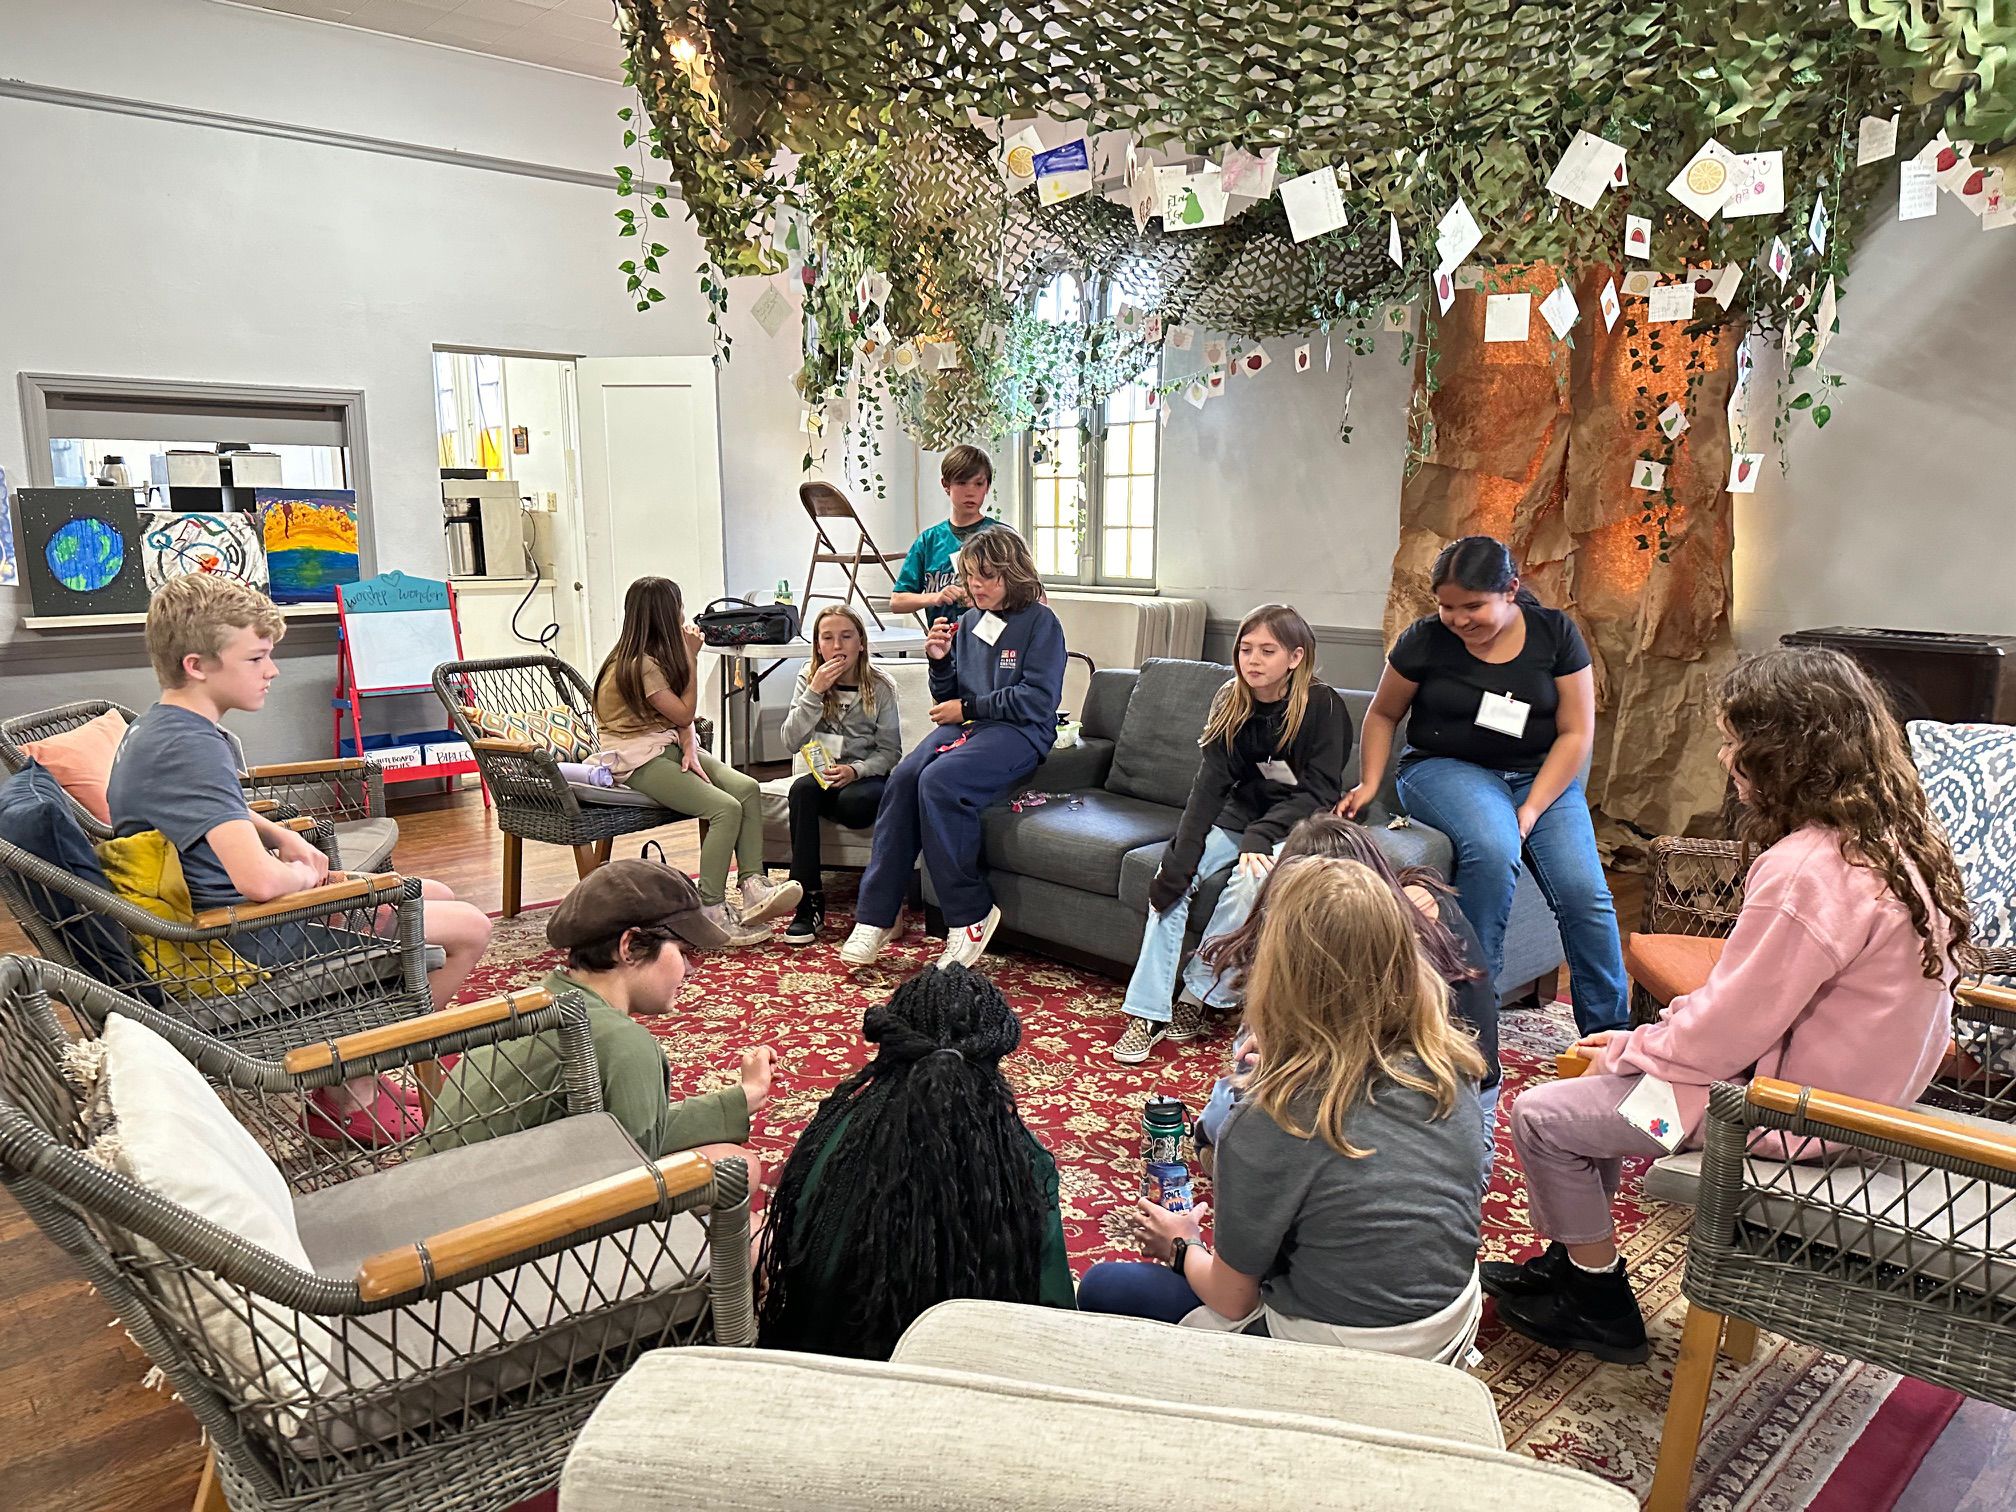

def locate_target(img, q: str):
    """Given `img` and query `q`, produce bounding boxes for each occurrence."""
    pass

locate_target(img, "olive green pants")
[621,749,764,905]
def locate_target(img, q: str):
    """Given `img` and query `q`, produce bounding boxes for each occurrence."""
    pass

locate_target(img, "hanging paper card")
[1769,236,1792,283]
[1202,339,1227,368]
[1115,302,1143,334]
[1163,167,1228,230]
[1219,146,1279,200]
[1546,130,1628,209]
[1857,115,1899,166]
[1144,314,1163,344]
[1433,197,1482,275]
[1600,278,1621,330]
[1722,151,1785,218]
[1453,266,1485,290]
[1483,293,1531,343]
[927,341,962,370]
[1814,276,1838,360]
[1278,166,1348,242]
[1131,165,1160,232]
[1621,268,1658,297]
[1168,325,1195,351]
[1294,343,1311,372]
[1034,136,1093,205]
[1539,281,1579,339]
[1807,195,1830,254]
[1986,178,2016,230]
[1711,262,1743,309]
[1383,303,1414,332]
[1647,283,1695,322]
[1658,403,1690,439]
[1630,459,1667,491]
[1090,129,1132,189]
[1667,139,1742,220]
[1934,139,1977,193]
[1184,380,1209,409]
[1237,345,1271,375]
[888,341,922,375]
[1728,453,1763,493]
[1624,214,1652,260]
[751,284,792,337]
[1899,159,1938,220]
[1434,268,1457,314]
[1204,368,1227,395]
[998,126,1043,192]
[857,270,891,309]
[1387,213,1403,265]
[1958,165,2002,217]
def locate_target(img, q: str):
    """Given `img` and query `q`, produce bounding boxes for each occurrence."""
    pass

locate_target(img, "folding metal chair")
[801,481,910,631]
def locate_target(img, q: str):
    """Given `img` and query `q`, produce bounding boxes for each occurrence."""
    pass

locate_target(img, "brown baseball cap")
[546,859,732,951]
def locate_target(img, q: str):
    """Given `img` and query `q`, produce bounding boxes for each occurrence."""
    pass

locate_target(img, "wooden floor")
[0,787,705,1512]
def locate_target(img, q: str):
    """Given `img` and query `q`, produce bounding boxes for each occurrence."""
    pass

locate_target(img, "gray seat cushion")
[331,817,399,873]
[290,1113,711,1454]
[1104,659,1230,808]
[983,792,1180,896]
[575,782,664,809]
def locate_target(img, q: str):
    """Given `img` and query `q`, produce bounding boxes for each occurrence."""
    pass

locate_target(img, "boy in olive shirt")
[426,861,774,1184]
[888,444,1000,628]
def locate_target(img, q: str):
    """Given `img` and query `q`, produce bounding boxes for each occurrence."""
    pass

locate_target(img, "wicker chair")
[0,955,753,1512]
[433,656,709,919]
[1647,1075,2016,1511]
[0,700,397,874]
[0,835,431,1061]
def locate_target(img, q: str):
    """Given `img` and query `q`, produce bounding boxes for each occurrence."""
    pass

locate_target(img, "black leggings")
[787,772,887,890]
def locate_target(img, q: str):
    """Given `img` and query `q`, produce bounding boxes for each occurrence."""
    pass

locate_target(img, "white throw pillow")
[101,1013,330,1402]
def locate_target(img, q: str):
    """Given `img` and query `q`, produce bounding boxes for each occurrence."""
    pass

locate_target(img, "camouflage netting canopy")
[613,0,2015,446]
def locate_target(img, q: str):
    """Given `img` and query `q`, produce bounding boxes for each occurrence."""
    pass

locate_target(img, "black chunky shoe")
[1496,1257,1651,1365]
[1481,1241,1571,1301]
[781,891,825,946]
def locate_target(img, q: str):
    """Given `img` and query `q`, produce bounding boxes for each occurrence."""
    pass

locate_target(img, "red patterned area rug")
[466,887,1951,1509]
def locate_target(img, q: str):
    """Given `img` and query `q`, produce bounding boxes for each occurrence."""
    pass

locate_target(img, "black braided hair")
[756,965,1050,1360]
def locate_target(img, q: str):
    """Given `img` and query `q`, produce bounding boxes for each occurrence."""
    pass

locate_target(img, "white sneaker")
[936,906,1002,970]
[838,918,900,967]
[702,902,773,948]
[739,872,803,927]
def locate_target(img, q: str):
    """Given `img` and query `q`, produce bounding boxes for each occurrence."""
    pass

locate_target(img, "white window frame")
[1015,272,1160,589]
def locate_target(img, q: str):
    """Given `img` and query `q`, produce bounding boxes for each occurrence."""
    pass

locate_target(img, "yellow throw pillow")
[463,703,596,762]
[95,831,261,996]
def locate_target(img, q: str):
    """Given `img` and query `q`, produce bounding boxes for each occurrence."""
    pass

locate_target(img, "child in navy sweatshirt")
[839,526,1065,970]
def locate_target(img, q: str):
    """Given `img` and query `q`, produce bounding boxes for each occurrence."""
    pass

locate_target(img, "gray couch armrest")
[1019,737,1115,795]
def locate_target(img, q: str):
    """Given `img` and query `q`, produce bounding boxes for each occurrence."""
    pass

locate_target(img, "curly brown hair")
[1720,647,1976,981]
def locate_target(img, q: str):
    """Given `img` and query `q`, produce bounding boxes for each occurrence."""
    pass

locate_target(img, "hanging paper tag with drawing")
[1474,690,1530,739]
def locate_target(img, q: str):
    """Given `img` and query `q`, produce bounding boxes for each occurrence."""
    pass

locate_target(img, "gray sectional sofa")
[922,658,1566,1006]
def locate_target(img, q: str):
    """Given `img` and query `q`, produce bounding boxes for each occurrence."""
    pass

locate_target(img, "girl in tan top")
[592,576,799,942]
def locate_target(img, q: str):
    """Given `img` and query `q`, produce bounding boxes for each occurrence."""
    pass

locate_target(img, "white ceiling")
[236,0,628,81]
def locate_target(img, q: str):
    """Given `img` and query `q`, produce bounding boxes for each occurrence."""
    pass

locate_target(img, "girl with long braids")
[1488,647,1978,1364]
[756,966,1075,1359]
[1112,603,1352,1063]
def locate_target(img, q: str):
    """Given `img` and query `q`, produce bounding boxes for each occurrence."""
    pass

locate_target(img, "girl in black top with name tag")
[1339,537,1628,1034]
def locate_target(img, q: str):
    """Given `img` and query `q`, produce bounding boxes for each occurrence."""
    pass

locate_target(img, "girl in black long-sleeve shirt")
[1112,604,1353,1062]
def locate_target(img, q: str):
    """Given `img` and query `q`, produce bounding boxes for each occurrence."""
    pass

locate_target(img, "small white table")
[700,625,930,765]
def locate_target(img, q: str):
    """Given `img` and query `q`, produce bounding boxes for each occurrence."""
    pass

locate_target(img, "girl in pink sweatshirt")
[1484,647,1978,1363]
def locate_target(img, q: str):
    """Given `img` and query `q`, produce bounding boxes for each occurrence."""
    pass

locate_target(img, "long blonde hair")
[1242,858,1486,1158]
[1200,603,1319,753]
[805,603,881,724]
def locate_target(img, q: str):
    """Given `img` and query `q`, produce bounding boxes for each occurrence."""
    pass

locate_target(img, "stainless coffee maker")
[441,478,529,579]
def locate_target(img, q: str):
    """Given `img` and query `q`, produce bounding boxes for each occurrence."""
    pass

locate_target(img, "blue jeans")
[1121,828,1280,1024]
[1395,758,1628,1034]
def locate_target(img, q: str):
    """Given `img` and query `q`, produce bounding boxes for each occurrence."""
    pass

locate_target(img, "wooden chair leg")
[1648,1302,1725,1512]
[573,843,603,879]
[595,836,614,865]
[501,833,523,920]
[193,1450,228,1512]
[1719,1316,1758,1364]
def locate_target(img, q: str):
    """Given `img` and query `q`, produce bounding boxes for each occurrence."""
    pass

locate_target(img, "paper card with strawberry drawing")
[1434,268,1457,314]
[1769,237,1792,283]
[1631,458,1667,491]
[1294,344,1312,372]
[1728,453,1764,493]
[1202,339,1227,367]
[1167,325,1195,351]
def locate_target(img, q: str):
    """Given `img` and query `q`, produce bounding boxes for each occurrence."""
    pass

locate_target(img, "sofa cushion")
[1081,668,1137,743]
[0,763,152,991]
[1104,659,1232,808]
[1625,933,1726,1007]
[21,707,128,825]
[983,792,1180,897]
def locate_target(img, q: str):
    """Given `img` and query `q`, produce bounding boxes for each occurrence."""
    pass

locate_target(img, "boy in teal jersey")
[889,445,998,628]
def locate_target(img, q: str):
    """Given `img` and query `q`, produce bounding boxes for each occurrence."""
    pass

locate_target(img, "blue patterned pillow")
[1908,720,2016,961]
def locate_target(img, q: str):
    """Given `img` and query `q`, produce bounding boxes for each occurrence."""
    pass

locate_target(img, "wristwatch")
[1167,1236,1192,1275]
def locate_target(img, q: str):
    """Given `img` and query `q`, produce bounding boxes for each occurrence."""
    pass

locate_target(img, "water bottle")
[775,577,793,605]
[1140,1094,1194,1212]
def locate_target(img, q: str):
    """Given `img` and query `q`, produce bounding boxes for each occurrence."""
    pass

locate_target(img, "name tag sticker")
[1617,1075,1685,1152]
[1257,758,1299,786]
[974,612,1007,645]
[1475,690,1531,739]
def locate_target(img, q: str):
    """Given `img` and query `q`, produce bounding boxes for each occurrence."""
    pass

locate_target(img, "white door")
[574,357,726,706]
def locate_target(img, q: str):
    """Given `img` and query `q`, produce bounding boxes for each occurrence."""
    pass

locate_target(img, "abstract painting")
[255,488,358,603]
[15,487,152,617]
[139,510,268,593]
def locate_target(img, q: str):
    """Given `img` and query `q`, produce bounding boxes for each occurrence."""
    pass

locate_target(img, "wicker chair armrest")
[1959,980,2016,1019]
[243,758,370,779]
[1746,1076,2016,1175]
[192,872,410,929]
[355,1149,716,1301]
[1643,835,1750,936]
[282,989,553,1074]
[472,737,539,754]
[467,739,578,815]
